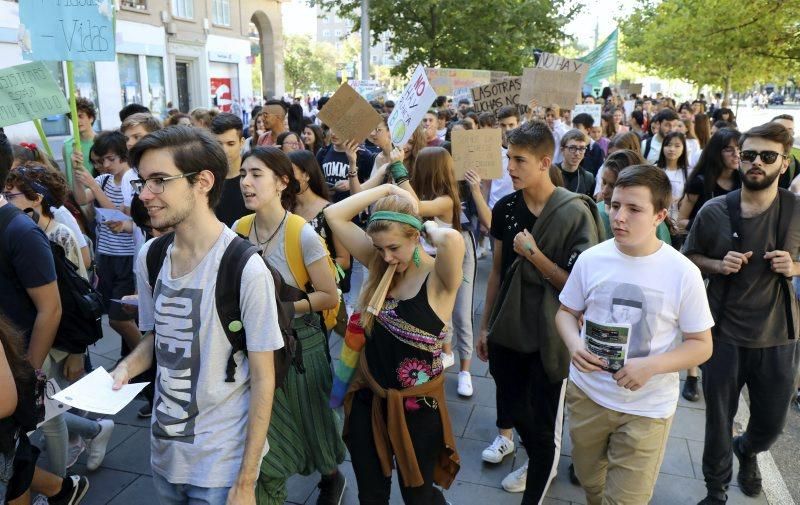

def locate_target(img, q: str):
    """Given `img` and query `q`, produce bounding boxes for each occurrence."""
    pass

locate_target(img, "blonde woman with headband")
[324,183,464,504]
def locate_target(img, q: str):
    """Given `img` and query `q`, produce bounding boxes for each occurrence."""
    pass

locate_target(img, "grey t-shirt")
[682,193,800,347]
[136,227,284,487]
[233,217,328,290]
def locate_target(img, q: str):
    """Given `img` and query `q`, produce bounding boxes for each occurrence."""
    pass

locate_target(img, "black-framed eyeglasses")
[563,145,588,154]
[130,172,198,194]
[2,192,24,200]
[740,150,786,164]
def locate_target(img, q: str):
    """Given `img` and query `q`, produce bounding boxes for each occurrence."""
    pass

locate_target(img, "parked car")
[769,94,785,105]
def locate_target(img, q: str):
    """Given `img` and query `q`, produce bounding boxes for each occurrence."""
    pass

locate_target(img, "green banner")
[0,62,69,128]
[579,29,619,88]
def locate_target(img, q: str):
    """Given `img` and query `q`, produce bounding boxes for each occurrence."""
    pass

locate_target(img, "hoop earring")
[412,246,421,267]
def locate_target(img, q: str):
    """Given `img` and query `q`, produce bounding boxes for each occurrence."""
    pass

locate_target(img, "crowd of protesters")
[0,83,798,505]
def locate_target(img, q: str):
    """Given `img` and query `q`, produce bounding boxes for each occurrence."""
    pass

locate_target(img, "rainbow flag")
[330,313,366,408]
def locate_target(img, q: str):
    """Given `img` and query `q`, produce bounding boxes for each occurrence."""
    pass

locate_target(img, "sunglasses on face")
[740,150,786,164]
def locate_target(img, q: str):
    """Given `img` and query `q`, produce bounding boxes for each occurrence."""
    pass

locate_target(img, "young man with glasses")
[683,122,800,504]
[557,130,595,198]
[112,126,282,504]
[72,130,141,357]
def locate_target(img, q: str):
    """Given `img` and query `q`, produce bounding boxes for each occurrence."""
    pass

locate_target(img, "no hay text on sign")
[387,64,438,147]
[451,128,503,181]
[536,52,588,74]
[317,82,383,145]
[19,0,116,61]
[0,62,69,128]
[470,77,522,113]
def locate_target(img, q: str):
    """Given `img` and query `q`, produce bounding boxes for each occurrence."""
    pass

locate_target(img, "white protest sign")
[623,100,636,119]
[388,65,438,147]
[572,104,602,127]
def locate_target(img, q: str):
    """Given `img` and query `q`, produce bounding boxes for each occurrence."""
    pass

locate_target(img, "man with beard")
[683,122,800,504]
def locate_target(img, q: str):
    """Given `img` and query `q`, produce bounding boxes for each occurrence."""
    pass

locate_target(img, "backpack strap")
[714,190,742,331]
[644,136,653,159]
[285,213,311,292]
[216,235,259,382]
[145,232,176,291]
[777,189,796,340]
[234,214,256,237]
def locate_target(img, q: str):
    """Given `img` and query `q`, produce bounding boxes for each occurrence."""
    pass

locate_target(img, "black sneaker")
[732,436,762,497]
[682,376,700,402]
[697,496,726,505]
[50,475,90,505]
[137,403,152,418]
[317,471,346,505]
[568,463,580,486]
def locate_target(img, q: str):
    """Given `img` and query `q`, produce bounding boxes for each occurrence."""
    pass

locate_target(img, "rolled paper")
[367,263,397,316]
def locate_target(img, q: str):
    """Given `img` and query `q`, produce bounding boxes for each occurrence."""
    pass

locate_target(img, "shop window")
[146,56,167,117]
[212,0,230,26]
[171,0,193,19]
[118,54,142,107]
[121,0,147,10]
[40,62,70,137]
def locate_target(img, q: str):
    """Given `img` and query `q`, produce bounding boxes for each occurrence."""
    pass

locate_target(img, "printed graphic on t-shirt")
[591,281,665,359]
[153,282,201,443]
[322,160,349,186]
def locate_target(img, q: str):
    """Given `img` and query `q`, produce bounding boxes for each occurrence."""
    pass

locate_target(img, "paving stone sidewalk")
[49,258,769,505]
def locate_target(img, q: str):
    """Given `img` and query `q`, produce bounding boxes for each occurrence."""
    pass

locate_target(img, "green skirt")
[256,314,346,505]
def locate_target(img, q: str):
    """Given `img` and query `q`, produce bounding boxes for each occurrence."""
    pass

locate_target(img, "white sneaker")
[86,419,115,471]
[442,352,455,369]
[481,434,515,463]
[457,371,473,397]
[501,459,528,493]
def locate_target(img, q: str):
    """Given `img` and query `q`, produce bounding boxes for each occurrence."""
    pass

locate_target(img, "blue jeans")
[0,448,13,501]
[152,471,231,505]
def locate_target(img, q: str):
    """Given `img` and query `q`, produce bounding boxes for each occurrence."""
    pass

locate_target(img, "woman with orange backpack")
[233,147,347,505]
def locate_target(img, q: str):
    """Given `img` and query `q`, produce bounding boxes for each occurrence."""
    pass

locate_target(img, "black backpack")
[145,232,304,388]
[0,207,104,354]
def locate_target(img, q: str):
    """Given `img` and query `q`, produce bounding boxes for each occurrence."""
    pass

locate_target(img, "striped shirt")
[95,173,136,256]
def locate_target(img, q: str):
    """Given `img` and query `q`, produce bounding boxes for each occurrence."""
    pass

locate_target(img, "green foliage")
[310,0,580,75]
[620,0,800,97]
[284,35,339,96]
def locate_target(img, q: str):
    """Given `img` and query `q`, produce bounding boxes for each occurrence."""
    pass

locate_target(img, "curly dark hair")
[4,162,68,217]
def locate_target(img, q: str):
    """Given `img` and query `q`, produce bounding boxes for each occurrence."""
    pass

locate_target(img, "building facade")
[0,0,285,152]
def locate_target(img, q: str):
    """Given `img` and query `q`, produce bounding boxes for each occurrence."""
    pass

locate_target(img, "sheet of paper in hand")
[582,319,631,373]
[317,82,383,145]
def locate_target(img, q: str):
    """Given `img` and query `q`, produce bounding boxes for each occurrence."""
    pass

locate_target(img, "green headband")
[368,211,423,231]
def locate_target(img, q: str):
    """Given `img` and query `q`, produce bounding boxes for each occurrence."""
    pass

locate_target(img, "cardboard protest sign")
[19,0,116,61]
[629,83,643,95]
[490,71,510,83]
[620,79,631,90]
[536,52,588,74]
[521,67,584,110]
[470,77,522,113]
[572,104,602,128]
[451,128,503,181]
[425,68,492,97]
[317,83,382,144]
[388,65,438,147]
[0,62,69,128]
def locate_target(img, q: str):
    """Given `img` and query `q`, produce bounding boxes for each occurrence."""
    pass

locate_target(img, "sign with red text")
[388,65,438,146]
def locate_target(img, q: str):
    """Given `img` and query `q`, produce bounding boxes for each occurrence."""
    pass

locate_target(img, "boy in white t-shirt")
[556,164,714,504]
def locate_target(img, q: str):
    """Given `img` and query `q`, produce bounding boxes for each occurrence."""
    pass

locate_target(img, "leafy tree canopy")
[310,0,580,76]
[620,0,800,96]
